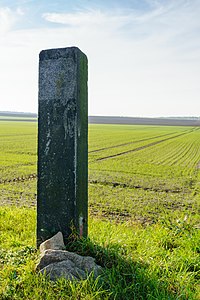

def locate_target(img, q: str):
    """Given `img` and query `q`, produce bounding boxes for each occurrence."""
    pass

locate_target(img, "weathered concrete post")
[37,47,88,247]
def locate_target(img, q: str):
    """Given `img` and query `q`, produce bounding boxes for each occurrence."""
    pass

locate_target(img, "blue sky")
[0,0,200,117]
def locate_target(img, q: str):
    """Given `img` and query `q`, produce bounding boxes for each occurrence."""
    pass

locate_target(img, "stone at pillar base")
[36,232,103,281]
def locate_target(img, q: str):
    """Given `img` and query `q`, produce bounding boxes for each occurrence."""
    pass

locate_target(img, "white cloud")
[16,7,25,16]
[0,6,24,34]
[42,9,130,33]
[42,2,200,49]
[0,7,16,33]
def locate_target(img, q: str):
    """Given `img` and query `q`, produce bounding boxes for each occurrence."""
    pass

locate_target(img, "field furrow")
[95,130,194,161]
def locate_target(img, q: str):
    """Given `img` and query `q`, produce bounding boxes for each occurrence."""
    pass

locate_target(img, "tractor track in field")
[89,132,179,153]
[89,179,184,194]
[96,130,195,161]
[0,173,37,184]
[0,174,183,194]
[0,198,36,207]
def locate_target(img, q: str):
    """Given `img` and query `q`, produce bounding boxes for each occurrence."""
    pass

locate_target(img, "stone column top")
[39,47,87,61]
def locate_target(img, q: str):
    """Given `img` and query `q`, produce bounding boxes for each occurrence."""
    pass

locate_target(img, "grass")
[0,122,200,299]
[0,207,199,299]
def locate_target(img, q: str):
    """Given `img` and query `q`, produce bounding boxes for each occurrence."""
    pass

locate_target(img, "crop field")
[89,125,200,225]
[0,121,200,299]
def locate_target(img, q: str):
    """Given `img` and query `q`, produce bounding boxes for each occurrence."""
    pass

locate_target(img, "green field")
[0,121,199,299]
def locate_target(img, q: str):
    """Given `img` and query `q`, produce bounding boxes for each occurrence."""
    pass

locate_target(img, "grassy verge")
[0,206,199,299]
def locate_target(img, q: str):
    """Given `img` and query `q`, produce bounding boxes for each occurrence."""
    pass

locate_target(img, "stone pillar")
[37,47,88,247]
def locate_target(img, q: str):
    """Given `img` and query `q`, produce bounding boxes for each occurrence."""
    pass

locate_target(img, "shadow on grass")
[0,238,192,300]
[65,236,181,300]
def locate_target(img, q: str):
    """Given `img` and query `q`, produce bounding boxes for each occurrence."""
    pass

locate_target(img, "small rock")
[36,232,103,281]
[36,249,103,281]
[39,232,65,253]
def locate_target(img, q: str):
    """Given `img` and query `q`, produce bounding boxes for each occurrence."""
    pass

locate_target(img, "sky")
[0,0,200,117]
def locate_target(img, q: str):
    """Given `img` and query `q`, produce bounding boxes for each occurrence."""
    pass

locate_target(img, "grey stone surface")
[40,260,86,281]
[39,231,65,253]
[37,47,88,247]
[36,249,103,281]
